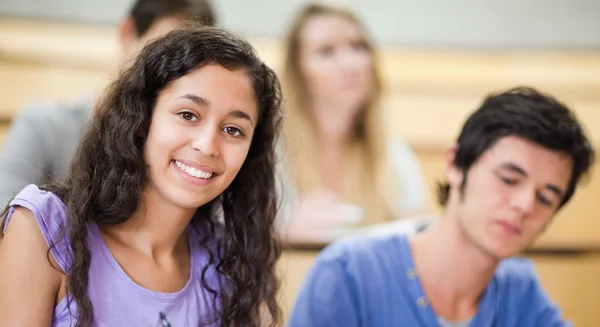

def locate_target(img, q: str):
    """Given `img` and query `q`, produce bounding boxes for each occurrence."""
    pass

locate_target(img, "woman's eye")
[319,46,334,56]
[179,112,198,121]
[224,127,243,137]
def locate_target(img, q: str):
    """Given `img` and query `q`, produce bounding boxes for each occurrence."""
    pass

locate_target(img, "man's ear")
[444,145,463,188]
[118,17,138,56]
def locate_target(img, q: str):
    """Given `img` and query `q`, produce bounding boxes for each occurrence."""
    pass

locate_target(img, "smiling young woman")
[0,26,283,327]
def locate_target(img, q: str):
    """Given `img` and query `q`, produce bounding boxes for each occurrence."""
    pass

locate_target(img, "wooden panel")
[278,250,600,326]
[0,17,118,69]
[0,62,110,120]
[2,17,600,100]
[383,92,600,150]
[0,124,8,150]
[1,17,600,149]
[2,62,599,151]
[277,251,316,318]
[3,60,600,149]
[526,253,600,327]
[377,51,600,100]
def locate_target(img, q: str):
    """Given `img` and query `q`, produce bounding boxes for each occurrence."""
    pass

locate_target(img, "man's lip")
[496,220,522,235]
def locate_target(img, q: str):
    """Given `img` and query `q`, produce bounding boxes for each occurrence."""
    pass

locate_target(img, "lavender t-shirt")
[4,184,223,327]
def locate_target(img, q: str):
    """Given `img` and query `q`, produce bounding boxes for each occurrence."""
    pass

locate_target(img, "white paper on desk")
[291,216,436,246]
[360,215,436,237]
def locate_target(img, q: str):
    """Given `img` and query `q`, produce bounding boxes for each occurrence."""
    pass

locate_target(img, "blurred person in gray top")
[0,0,216,206]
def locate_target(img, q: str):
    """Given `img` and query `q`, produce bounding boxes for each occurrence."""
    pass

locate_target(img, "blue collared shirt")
[287,234,570,327]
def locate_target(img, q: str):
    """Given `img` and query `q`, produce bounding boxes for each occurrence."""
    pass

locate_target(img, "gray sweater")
[0,96,92,207]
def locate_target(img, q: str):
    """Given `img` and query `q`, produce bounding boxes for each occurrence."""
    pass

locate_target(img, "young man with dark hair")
[0,0,216,206]
[287,87,594,327]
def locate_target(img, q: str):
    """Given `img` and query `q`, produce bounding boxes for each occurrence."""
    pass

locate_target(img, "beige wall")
[2,0,600,48]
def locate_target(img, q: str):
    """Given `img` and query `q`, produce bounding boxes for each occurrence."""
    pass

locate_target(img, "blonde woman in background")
[279,3,429,242]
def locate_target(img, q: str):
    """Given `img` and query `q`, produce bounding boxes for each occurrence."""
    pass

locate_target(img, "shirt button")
[417,296,428,308]
[406,268,416,280]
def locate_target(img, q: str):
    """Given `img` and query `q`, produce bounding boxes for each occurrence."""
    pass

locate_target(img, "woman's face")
[144,64,258,210]
[299,14,375,116]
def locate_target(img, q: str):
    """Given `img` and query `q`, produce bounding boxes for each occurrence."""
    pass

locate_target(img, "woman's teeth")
[174,160,214,179]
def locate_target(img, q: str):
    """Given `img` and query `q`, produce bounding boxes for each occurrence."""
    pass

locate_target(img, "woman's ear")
[136,127,147,138]
[134,124,149,149]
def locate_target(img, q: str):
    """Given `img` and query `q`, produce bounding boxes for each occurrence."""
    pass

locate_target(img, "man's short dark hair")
[437,86,595,209]
[129,0,216,37]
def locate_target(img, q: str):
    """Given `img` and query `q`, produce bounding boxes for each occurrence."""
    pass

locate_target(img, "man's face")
[446,136,573,259]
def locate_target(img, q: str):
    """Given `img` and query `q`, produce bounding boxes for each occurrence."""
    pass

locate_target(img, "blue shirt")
[287,234,570,327]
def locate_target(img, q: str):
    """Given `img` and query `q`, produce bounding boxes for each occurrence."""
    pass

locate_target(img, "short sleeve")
[287,247,361,327]
[3,184,72,272]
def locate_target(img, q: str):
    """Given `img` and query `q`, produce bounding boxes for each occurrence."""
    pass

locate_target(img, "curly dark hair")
[437,86,595,209]
[9,26,283,327]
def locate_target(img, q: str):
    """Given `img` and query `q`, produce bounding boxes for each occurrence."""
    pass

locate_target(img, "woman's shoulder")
[4,184,68,231]
[385,138,429,215]
[385,138,424,180]
[9,182,65,202]
[386,138,418,162]
[3,184,72,271]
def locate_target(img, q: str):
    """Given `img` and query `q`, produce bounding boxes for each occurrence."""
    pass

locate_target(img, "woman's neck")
[102,186,196,259]
[311,100,357,144]
[310,102,358,192]
[319,140,347,192]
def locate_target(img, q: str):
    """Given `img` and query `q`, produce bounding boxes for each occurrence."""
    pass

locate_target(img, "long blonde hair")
[282,3,399,224]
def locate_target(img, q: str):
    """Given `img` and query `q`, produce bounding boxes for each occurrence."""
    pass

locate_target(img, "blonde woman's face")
[299,14,375,115]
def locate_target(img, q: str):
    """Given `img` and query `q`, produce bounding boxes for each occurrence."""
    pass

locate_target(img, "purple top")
[4,184,223,327]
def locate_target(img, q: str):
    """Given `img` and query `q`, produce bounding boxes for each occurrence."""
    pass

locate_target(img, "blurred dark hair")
[437,86,595,209]
[130,0,216,36]
[5,26,282,327]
